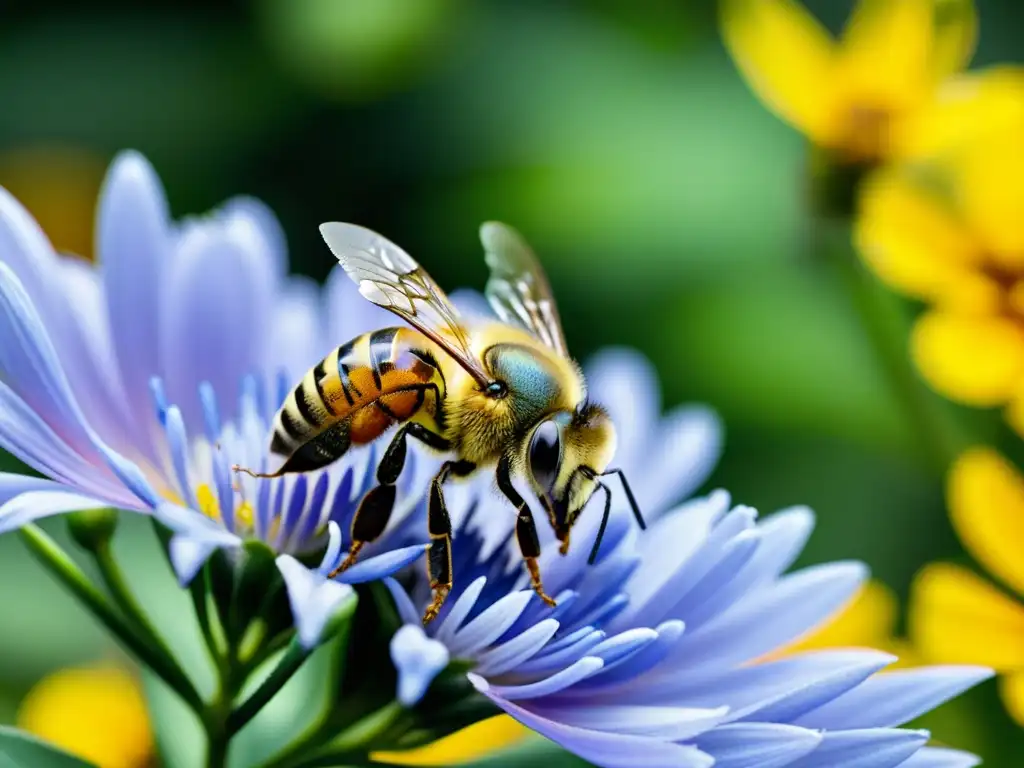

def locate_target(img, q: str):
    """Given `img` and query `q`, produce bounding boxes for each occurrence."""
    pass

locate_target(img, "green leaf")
[0,726,97,767]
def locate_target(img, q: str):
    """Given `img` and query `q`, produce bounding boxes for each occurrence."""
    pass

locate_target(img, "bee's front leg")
[496,455,557,609]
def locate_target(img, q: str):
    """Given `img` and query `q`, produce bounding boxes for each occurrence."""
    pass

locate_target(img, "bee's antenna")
[601,468,646,530]
[232,464,279,480]
[588,481,612,565]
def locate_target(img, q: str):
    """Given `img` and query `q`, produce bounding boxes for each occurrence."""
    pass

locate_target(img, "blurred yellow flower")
[910,447,1024,725]
[17,664,153,768]
[721,0,977,164]
[373,715,529,766]
[856,125,1024,423]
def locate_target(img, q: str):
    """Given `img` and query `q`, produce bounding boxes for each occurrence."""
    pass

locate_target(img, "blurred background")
[0,0,1021,764]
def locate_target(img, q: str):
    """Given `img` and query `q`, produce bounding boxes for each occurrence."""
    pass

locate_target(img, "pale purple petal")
[0,490,111,534]
[794,666,994,730]
[384,578,421,627]
[471,675,715,768]
[693,723,822,768]
[584,348,660,475]
[334,544,427,584]
[543,703,729,741]
[474,619,561,677]
[98,151,170,457]
[277,555,356,648]
[786,729,929,768]
[898,748,981,768]
[391,625,450,706]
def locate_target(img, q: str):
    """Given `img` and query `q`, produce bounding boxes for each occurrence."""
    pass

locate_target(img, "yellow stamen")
[196,483,221,521]
[236,500,255,528]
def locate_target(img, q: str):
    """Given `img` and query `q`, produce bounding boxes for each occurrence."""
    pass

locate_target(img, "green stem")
[19,524,204,713]
[825,223,963,471]
[191,565,225,663]
[228,639,311,735]
[93,540,182,667]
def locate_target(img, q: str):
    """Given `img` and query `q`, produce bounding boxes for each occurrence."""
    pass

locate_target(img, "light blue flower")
[0,151,428,648]
[386,352,988,768]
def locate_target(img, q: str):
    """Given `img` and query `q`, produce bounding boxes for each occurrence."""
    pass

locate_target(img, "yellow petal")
[372,716,529,766]
[837,0,933,111]
[929,0,978,79]
[948,448,1024,596]
[17,665,153,768]
[911,562,1024,669]
[911,310,1024,406]
[899,67,1024,159]
[999,671,1024,727]
[856,168,985,304]
[720,0,837,142]
[954,123,1024,267]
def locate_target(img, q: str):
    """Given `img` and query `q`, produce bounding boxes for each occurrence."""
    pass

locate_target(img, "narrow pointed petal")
[694,723,822,768]
[470,676,715,768]
[898,747,981,768]
[547,703,729,741]
[677,561,868,669]
[435,576,488,646]
[795,666,993,730]
[390,625,450,706]
[487,657,604,701]
[98,152,170,448]
[447,591,534,657]
[277,555,356,648]
[384,578,421,627]
[474,619,561,677]
[334,544,427,584]
[169,537,220,586]
[0,490,110,534]
[785,728,928,768]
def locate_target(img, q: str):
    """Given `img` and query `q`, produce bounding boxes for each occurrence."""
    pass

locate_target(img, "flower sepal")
[807,145,873,220]
[65,507,119,553]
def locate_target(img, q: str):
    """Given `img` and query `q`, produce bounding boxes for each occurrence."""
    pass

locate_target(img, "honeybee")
[235,222,645,623]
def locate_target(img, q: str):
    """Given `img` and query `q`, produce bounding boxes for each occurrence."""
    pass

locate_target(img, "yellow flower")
[17,664,153,768]
[910,447,1024,725]
[856,123,1024,421]
[721,0,978,164]
[372,715,529,766]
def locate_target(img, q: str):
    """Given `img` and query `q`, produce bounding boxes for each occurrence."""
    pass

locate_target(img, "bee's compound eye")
[529,420,561,491]
[486,380,508,398]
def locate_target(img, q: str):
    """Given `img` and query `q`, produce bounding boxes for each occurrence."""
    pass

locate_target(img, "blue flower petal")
[571,620,685,690]
[795,666,995,730]
[542,702,729,741]
[317,521,344,576]
[785,728,929,768]
[326,264,396,342]
[335,544,427,584]
[586,628,658,671]
[517,629,606,677]
[487,656,604,701]
[269,277,324,384]
[169,537,221,587]
[161,219,276,432]
[0,474,69,504]
[277,555,356,648]
[470,676,715,768]
[474,619,561,677]
[434,576,488,645]
[97,151,170,454]
[897,747,981,768]
[675,561,868,670]
[384,577,421,626]
[447,590,535,657]
[391,624,450,706]
[693,723,822,768]
[0,490,111,535]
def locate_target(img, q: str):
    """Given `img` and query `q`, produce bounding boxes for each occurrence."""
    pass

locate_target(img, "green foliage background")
[0,0,1021,764]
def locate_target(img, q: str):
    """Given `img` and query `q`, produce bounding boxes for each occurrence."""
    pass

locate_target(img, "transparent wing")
[480,221,568,357]
[319,222,491,386]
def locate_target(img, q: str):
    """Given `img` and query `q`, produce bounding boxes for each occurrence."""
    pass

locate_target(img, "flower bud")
[66,508,119,552]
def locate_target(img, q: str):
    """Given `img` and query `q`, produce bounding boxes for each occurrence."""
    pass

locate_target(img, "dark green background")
[0,1,1020,764]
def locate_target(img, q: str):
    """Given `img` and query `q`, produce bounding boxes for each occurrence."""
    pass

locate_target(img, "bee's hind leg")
[330,423,450,579]
[423,458,475,623]
[496,455,558,609]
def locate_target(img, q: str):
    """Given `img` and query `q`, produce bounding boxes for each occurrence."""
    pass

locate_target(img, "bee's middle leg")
[496,455,557,608]
[330,421,449,578]
[423,458,476,624]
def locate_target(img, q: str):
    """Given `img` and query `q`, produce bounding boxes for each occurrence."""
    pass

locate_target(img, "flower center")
[836,105,892,164]
[196,483,254,529]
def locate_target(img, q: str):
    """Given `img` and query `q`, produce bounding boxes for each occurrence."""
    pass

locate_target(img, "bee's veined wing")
[480,222,569,358]
[320,222,492,387]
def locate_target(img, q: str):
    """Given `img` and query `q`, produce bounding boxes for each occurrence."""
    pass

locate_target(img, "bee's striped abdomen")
[266,327,445,476]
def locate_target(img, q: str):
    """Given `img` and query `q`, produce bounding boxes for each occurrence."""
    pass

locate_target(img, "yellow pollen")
[236,500,254,528]
[196,483,221,521]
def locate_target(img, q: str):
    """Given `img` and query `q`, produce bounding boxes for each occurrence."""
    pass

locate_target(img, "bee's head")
[526,403,618,555]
